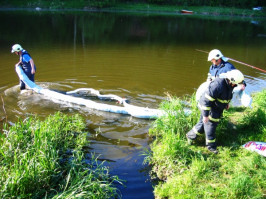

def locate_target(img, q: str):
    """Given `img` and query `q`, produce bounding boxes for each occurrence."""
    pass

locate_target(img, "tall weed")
[148,93,201,179]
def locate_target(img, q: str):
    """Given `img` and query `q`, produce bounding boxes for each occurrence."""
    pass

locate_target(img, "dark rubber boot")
[207,146,218,154]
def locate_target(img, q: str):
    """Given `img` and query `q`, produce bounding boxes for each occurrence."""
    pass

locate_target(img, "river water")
[0,9,266,198]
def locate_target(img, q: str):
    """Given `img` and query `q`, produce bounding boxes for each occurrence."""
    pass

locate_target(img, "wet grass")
[147,90,266,199]
[0,112,121,199]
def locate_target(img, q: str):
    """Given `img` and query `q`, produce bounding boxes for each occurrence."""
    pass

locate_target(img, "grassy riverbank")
[0,112,121,199]
[147,90,266,198]
[0,1,265,17]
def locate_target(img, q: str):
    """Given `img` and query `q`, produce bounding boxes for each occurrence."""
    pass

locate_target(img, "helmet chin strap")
[230,81,237,88]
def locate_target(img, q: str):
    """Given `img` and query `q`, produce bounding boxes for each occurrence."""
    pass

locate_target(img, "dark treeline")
[1,11,264,49]
[142,0,265,8]
[1,0,265,8]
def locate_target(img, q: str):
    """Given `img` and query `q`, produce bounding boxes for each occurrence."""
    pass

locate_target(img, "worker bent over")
[186,69,245,154]
[11,44,36,90]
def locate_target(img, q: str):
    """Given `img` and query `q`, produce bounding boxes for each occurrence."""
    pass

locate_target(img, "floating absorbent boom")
[15,65,165,119]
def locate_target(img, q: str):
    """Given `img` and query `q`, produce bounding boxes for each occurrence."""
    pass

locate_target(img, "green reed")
[148,90,265,199]
[0,112,121,199]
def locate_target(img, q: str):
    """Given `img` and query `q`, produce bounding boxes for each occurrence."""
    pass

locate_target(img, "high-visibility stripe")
[198,103,211,111]
[209,116,220,122]
[217,98,230,103]
[193,127,204,136]
[205,93,215,101]
[206,138,216,143]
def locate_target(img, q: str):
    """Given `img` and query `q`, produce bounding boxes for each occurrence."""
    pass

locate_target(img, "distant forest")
[1,0,265,8]
[125,0,265,8]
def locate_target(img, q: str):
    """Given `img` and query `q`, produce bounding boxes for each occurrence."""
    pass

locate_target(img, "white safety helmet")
[226,69,244,85]
[208,49,229,62]
[11,44,23,53]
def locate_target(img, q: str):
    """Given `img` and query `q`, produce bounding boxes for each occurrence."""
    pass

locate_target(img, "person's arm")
[201,81,221,123]
[29,59,35,74]
[16,57,23,66]
[207,72,212,81]
[207,65,213,81]
[16,61,22,66]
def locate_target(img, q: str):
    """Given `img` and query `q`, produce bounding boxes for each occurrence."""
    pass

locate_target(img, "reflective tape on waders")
[217,98,231,104]
[206,138,216,143]
[209,116,220,122]
[198,103,211,111]
[205,93,215,101]
[193,127,204,136]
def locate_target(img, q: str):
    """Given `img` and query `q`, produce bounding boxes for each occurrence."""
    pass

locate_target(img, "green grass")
[0,112,121,199]
[147,90,266,199]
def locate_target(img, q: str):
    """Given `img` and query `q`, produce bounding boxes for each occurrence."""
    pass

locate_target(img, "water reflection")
[0,10,265,198]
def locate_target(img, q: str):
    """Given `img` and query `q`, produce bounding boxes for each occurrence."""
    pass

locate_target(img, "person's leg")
[20,80,26,90]
[28,73,35,82]
[204,109,222,154]
[25,69,35,83]
[186,113,205,140]
[204,120,218,153]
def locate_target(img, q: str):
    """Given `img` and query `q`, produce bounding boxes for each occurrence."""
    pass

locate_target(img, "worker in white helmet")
[11,44,36,90]
[207,49,246,89]
[187,70,245,154]
[207,49,235,80]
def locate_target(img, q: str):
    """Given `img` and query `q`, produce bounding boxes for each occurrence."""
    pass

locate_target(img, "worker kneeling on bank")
[186,69,245,154]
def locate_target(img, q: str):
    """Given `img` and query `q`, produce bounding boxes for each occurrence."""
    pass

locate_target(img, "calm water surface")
[0,10,266,198]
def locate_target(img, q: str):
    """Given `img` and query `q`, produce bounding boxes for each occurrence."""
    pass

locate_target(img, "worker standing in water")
[11,44,36,90]
[186,70,245,154]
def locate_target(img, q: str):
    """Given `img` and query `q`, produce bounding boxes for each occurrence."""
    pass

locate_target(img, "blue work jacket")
[208,61,236,80]
[20,50,36,72]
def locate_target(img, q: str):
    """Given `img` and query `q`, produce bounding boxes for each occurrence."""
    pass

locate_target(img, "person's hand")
[16,61,22,66]
[226,104,230,110]
[203,116,209,123]
[31,68,35,74]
